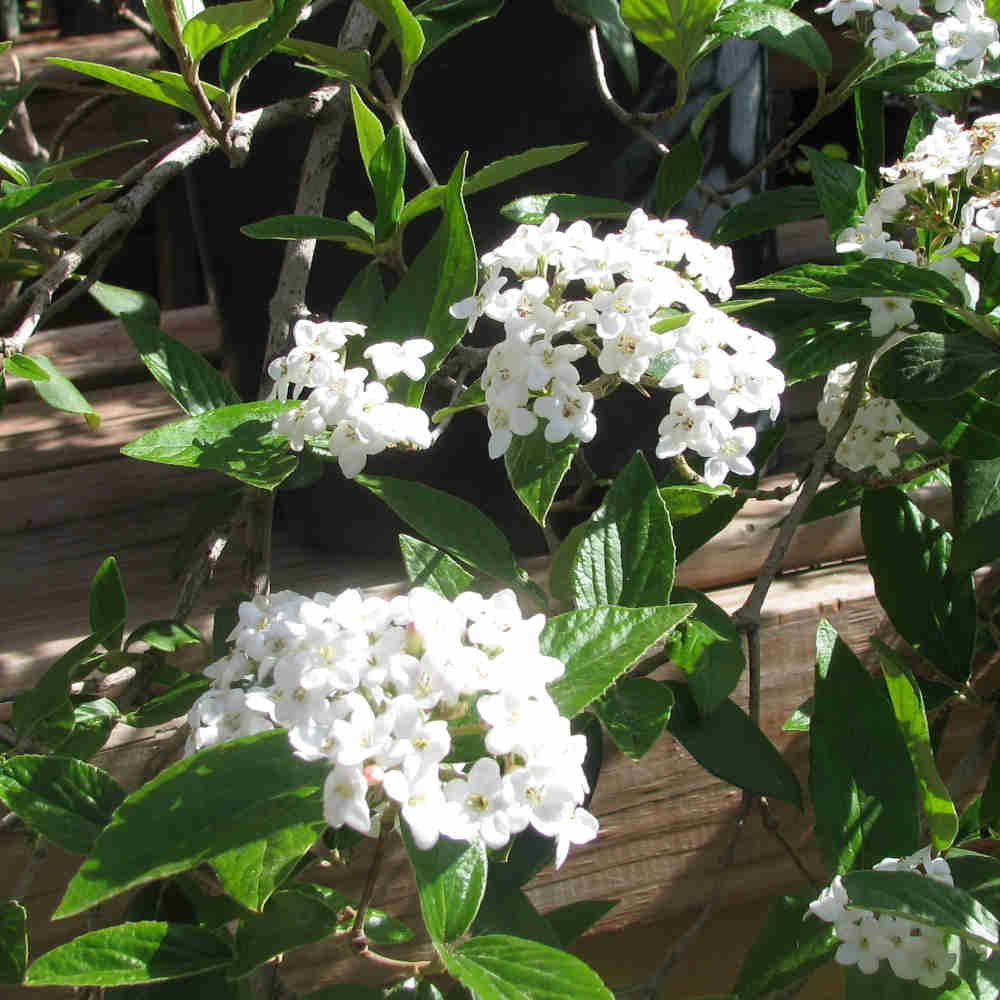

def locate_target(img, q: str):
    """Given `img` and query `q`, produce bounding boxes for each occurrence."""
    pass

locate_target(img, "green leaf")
[371,154,477,406]
[335,259,386,328]
[855,88,885,198]
[809,619,920,875]
[89,556,127,652]
[124,674,212,729]
[121,400,300,490]
[181,0,272,63]
[474,884,560,947]
[593,677,673,759]
[658,483,733,518]
[801,145,866,238]
[504,426,578,526]
[667,682,802,806]
[843,869,1000,950]
[0,82,32,136]
[499,192,634,225]
[691,86,733,138]
[144,71,227,107]
[559,0,638,89]
[358,475,520,584]
[211,821,326,914]
[543,604,695,718]
[370,126,406,242]
[0,902,27,985]
[126,620,203,652]
[57,699,119,761]
[124,318,241,416]
[768,303,873,385]
[568,453,675,608]
[875,640,958,852]
[621,0,721,74]
[302,988,382,1000]
[741,258,965,308]
[432,380,485,422]
[951,457,1000,573]
[41,142,150,185]
[25,922,233,987]
[300,884,412,945]
[89,281,160,323]
[440,934,614,999]
[0,151,29,186]
[4,353,50,381]
[899,390,1000,460]
[666,585,745,715]
[415,0,504,63]
[904,104,939,156]
[55,730,327,919]
[402,824,487,943]
[861,488,976,682]
[241,214,374,253]
[143,0,205,50]
[0,755,125,855]
[713,3,831,75]
[732,892,837,999]
[398,535,475,599]
[544,899,618,948]
[654,131,703,217]
[710,186,820,243]
[45,58,205,115]
[361,0,425,67]
[350,85,384,184]
[871,333,1000,402]
[219,0,312,92]
[0,177,118,232]
[25,354,100,428]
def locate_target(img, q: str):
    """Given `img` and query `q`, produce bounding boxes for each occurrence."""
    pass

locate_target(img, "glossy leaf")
[504,427,578,526]
[732,892,837,999]
[416,0,504,63]
[143,0,205,50]
[440,934,614,999]
[843,869,999,949]
[0,177,117,231]
[219,0,312,91]
[711,186,820,243]
[350,85,384,183]
[241,214,374,253]
[810,619,919,875]
[125,674,212,729]
[4,353,49,381]
[715,3,830,73]
[500,192,634,225]
[370,126,406,241]
[89,280,160,323]
[0,755,125,855]
[899,391,1000,460]
[55,730,327,919]
[0,902,26,985]
[25,922,232,987]
[357,475,520,584]
[543,604,695,718]
[545,899,618,947]
[855,87,885,198]
[861,488,976,682]
[121,400,300,490]
[621,0,721,73]
[124,318,240,416]
[802,145,866,238]
[402,823,487,943]
[666,586,745,715]
[0,150,26,186]
[655,132,703,217]
[667,682,802,806]
[126,620,203,652]
[904,104,939,156]
[951,457,1000,573]
[871,333,1000,401]
[46,58,204,115]
[361,0,425,67]
[181,0,272,63]
[875,640,958,852]
[89,556,126,652]
[23,354,100,428]
[594,677,673,759]
[58,699,119,761]
[398,534,475,599]
[769,304,871,384]
[658,483,733,518]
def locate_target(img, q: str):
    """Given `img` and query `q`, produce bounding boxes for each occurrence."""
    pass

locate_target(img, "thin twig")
[51,95,114,161]
[830,455,951,490]
[39,238,122,326]
[352,825,388,941]
[174,527,231,621]
[116,2,157,42]
[758,798,822,887]
[373,68,438,187]
[12,836,46,901]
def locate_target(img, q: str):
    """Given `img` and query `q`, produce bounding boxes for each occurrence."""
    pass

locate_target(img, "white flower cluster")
[267,318,433,477]
[818,359,928,475]
[808,848,960,988]
[186,586,598,866]
[817,0,999,73]
[449,209,784,487]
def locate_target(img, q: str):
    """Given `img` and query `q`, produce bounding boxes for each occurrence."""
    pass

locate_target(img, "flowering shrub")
[2,1,1000,999]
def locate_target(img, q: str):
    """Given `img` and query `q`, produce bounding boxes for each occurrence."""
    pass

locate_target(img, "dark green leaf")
[861,488,976,682]
[25,922,232,987]
[741,258,965,308]
[594,677,673,759]
[219,0,312,92]
[951,457,1000,574]
[241,215,374,253]
[504,427,578,527]
[544,604,695,718]
[143,0,204,51]
[621,0,721,74]
[0,755,125,855]
[181,0,272,63]
[124,318,241,416]
[361,0,425,67]
[125,675,212,729]
[658,483,733,518]
[801,146,866,238]
[711,186,820,244]
[904,104,939,156]
[350,86,384,183]
[90,556,126,652]
[899,391,1000,460]
[0,902,26,985]
[500,192,634,225]
[370,126,406,242]
[299,884,412,944]
[654,132,703,217]
[871,333,1000,402]
[403,824,487,943]
[732,892,837,999]
[126,621,203,652]
[25,354,100,427]
[876,640,957,852]
[4,353,50,380]
[810,619,919,875]
[399,535,475,598]
[55,730,327,919]
[416,0,504,63]
[855,88,884,198]
[89,281,160,323]
[0,177,118,232]
[544,899,618,947]
[944,850,1000,914]
[713,3,831,75]
[667,682,802,806]
[666,586,744,715]
[0,83,34,135]
[769,304,871,384]
[358,474,520,584]
[121,400,300,490]
[473,883,560,947]
[302,988,383,1000]
[335,260,386,330]
[782,697,812,732]
[46,58,205,115]
[58,699,120,760]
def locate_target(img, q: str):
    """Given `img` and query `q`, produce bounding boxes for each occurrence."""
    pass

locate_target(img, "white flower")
[533,381,597,443]
[323,764,372,833]
[817,0,875,23]
[363,339,434,381]
[868,10,920,59]
[703,425,756,486]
